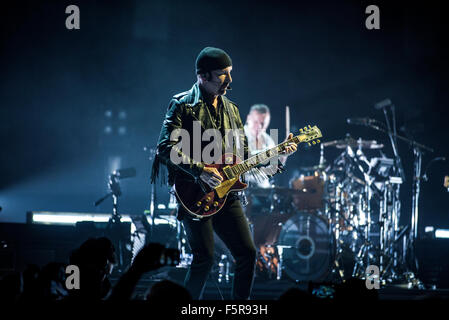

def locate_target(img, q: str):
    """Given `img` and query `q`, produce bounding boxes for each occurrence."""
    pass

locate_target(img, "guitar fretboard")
[229,136,301,176]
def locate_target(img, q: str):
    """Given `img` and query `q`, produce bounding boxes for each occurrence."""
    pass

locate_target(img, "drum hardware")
[322,135,384,150]
[256,245,279,280]
[246,133,400,284]
[226,109,440,287]
[347,102,435,288]
[275,245,289,280]
[320,134,392,283]
[217,254,231,283]
[274,211,334,282]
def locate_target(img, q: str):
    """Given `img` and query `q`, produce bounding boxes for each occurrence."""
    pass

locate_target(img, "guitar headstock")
[297,125,322,146]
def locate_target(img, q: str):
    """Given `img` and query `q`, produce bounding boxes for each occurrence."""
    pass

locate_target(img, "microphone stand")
[382,104,406,182]
[381,104,405,281]
[146,147,157,241]
[94,168,136,273]
[357,118,433,287]
[94,174,127,272]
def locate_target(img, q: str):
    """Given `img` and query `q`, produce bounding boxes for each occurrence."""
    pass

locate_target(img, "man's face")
[247,110,270,137]
[201,66,232,96]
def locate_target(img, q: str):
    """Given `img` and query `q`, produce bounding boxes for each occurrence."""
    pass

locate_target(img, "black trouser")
[180,197,257,300]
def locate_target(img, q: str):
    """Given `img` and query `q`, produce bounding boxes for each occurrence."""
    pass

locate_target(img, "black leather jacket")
[151,83,249,186]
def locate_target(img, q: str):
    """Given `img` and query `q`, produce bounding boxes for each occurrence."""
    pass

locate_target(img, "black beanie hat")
[195,47,232,74]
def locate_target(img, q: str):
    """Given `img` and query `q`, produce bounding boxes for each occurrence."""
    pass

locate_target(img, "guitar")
[174,125,322,218]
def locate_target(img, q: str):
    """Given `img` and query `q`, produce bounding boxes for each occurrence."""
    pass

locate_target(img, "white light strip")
[435,229,449,239]
[33,214,110,224]
[168,203,177,209]
[31,212,175,226]
[32,213,133,225]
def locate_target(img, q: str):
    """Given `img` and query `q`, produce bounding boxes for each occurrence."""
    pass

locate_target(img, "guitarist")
[151,47,297,300]
[244,104,292,188]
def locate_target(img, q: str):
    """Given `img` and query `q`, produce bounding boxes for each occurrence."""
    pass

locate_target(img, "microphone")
[347,117,376,126]
[374,98,392,110]
[112,167,136,179]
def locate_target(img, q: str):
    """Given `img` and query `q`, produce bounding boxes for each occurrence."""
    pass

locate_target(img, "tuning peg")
[304,126,307,131]
[299,128,303,133]
[308,125,312,129]
[308,142,311,146]
[317,139,321,143]
[312,141,316,145]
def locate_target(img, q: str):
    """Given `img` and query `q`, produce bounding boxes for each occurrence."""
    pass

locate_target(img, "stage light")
[104,125,112,134]
[118,126,127,135]
[118,110,127,120]
[435,229,449,239]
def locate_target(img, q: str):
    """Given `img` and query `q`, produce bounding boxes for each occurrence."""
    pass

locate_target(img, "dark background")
[1,0,448,234]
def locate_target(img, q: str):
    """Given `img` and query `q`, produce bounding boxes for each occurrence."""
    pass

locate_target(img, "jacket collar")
[191,82,202,106]
[184,83,235,135]
[187,82,226,108]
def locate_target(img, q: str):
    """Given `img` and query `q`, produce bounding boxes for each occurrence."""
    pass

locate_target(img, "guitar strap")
[222,97,249,206]
[222,97,242,158]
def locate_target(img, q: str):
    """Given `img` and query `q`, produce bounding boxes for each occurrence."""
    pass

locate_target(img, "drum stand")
[332,146,376,280]
[322,151,361,282]
[325,178,366,281]
[347,100,432,287]
[376,176,404,283]
[352,181,375,279]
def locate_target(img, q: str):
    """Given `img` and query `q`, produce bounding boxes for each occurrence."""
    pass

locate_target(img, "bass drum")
[276,211,334,282]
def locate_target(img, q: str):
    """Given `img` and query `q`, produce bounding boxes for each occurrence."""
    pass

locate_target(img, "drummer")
[243,104,290,188]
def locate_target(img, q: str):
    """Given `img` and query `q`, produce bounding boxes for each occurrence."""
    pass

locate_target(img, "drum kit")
[239,100,438,288]
[240,133,412,285]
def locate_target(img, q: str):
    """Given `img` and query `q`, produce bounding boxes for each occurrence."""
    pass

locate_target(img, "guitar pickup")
[223,166,235,179]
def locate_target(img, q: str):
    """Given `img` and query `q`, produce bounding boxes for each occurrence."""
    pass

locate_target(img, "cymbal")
[322,137,383,149]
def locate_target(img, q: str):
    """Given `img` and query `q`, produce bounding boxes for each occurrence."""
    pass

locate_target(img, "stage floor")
[110,266,449,300]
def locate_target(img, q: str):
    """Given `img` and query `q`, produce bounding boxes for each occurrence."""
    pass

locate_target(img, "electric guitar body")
[174,153,247,218]
[174,125,322,219]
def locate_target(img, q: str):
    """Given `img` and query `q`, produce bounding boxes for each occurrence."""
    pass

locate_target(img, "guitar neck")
[230,136,302,176]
